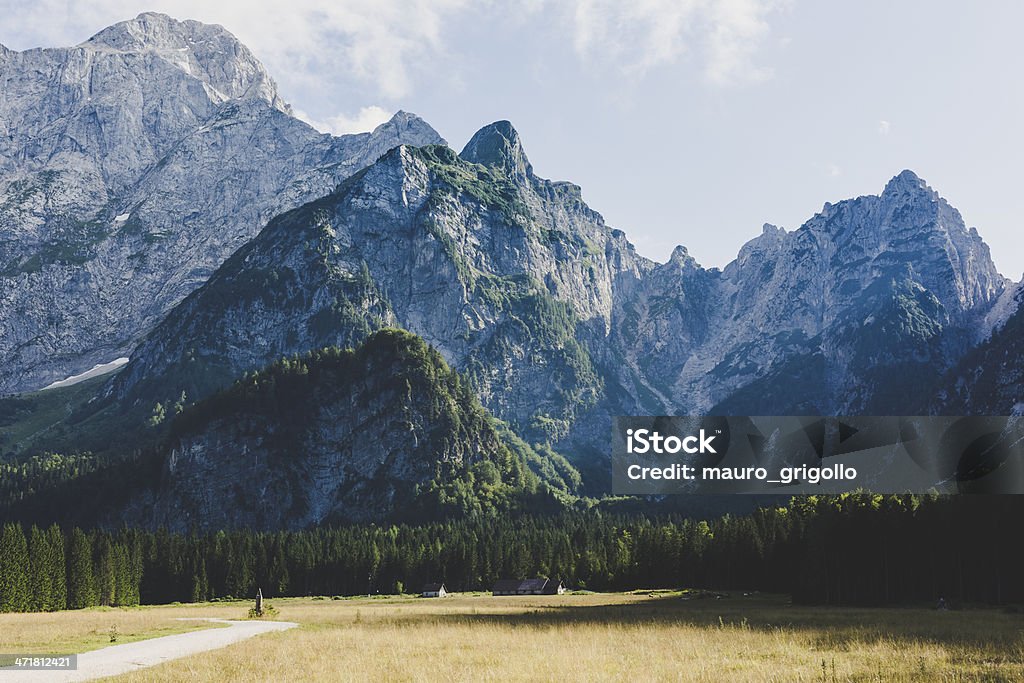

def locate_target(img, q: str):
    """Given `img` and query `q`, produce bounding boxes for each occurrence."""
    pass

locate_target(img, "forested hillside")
[1,330,578,529]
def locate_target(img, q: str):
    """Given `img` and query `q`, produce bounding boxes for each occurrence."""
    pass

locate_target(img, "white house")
[422,582,448,598]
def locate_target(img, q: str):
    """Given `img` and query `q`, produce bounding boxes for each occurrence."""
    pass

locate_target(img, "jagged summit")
[83,12,226,49]
[371,111,447,147]
[882,169,935,198]
[460,120,534,180]
[809,170,946,236]
[78,12,287,112]
[668,245,700,268]
[389,110,421,124]
[0,15,445,394]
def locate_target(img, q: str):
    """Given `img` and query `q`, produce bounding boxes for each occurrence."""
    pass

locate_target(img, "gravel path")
[0,618,298,682]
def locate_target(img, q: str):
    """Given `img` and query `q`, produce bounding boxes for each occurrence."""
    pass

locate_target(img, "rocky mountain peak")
[805,171,960,244]
[85,12,217,49]
[0,16,445,394]
[882,169,930,196]
[460,120,533,180]
[388,110,431,127]
[80,12,287,112]
[668,245,700,270]
[370,110,448,147]
[794,169,1005,316]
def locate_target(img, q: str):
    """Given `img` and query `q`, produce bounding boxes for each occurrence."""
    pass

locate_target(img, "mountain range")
[0,12,442,393]
[1,14,1021,529]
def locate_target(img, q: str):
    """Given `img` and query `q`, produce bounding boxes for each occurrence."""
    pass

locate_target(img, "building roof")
[422,583,446,592]
[493,578,552,592]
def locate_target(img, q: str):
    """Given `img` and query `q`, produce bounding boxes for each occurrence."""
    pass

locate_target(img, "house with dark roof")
[492,578,565,596]
[422,583,448,598]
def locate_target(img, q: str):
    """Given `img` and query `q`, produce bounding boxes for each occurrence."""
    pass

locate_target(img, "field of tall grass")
[3,591,1022,681]
[0,604,225,656]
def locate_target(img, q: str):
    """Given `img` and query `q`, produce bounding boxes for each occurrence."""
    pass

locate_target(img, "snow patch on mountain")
[42,357,129,391]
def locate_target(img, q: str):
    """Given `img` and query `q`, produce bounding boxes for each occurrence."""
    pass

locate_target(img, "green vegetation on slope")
[172,328,569,521]
[1,329,580,526]
[412,145,528,223]
[468,274,602,443]
[0,377,111,457]
[0,370,167,474]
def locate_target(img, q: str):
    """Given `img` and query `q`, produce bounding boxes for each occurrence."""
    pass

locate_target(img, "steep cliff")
[3,15,1021,521]
[110,121,1012,479]
[612,170,1007,417]
[0,13,443,393]
[936,280,1024,415]
[112,124,650,446]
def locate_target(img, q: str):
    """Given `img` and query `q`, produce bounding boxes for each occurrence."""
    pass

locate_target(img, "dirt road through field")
[0,618,297,682]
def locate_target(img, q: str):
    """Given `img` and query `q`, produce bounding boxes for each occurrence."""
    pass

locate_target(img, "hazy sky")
[3,1,1022,278]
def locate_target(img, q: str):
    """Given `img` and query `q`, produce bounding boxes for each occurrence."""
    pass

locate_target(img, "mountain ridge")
[1,119,1020,523]
[80,12,290,113]
[108,136,645,450]
[0,14,444,394]
[2,16,1022,523]
[97,120,1017,495]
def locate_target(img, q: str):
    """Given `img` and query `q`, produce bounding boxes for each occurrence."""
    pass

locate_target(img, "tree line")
[0,494,1021,612]
[0,524,141,612]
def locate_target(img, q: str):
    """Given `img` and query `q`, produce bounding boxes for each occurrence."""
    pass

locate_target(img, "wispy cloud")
[0,0,468,100]
[704,0,786,84]
[568,0,790,85]
[294,105,393,135]
[878,120,891,135]
[0,0,789,110]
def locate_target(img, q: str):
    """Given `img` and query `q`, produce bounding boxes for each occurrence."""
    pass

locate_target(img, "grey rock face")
[937,280,1024,416]
[113,127,651,444]
[3,16,1017,493]
[0,13,443,393]
[113,109,1012,474]
[608,170,1008,418]
[461,120,534,181]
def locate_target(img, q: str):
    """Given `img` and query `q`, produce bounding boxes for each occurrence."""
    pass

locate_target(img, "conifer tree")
[94,534,116,606]
[67,528,95,609]
[126,534,143,606]
[112,544,132,607]
[46,524,67,611]
[0,523,30,612]
[28,525,52,611]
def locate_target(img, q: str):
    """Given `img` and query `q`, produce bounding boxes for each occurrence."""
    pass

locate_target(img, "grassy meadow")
[0,605,225,657]
[3,591,1022,681]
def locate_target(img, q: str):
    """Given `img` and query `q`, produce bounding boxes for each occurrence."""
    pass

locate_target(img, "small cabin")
[492,578,565,596]
[422,582,447,598]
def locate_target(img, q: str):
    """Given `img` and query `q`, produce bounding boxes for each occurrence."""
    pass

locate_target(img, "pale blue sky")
[3,1,1022,278]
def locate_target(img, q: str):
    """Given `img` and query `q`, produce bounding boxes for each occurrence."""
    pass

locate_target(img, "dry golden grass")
[0,604,229,655]
[81,591,1024,682]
